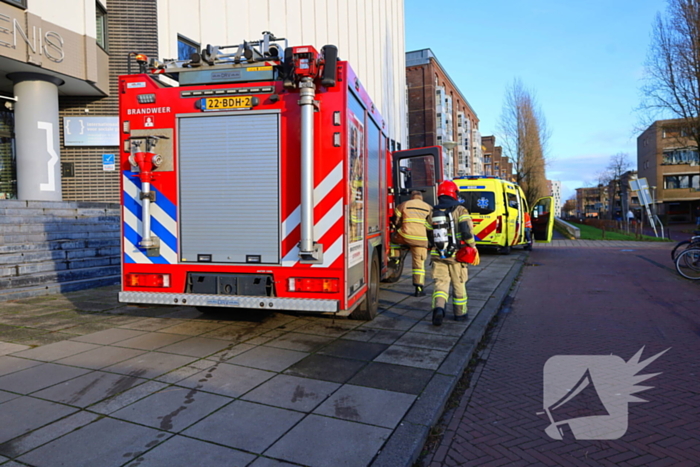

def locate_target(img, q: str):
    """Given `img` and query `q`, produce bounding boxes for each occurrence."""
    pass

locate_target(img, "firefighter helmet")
[437,180,459,200]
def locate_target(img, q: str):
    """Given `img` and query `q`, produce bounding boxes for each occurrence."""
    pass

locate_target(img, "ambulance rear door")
[503,183,522,246]
[531,196,555,242]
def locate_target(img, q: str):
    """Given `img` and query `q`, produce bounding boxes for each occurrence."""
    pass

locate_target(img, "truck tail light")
[126,273,170,288]
[288,277,339,293]
[496,216,502,234]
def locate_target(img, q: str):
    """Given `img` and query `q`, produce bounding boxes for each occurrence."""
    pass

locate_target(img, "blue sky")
[404,0,667,199]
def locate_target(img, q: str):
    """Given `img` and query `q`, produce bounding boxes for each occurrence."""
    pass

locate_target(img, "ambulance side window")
[507,193,518,209]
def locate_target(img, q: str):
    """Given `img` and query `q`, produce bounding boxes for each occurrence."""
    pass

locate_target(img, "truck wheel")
[499,245,511,255]
[351,254,379,320]
[382,249,407,283]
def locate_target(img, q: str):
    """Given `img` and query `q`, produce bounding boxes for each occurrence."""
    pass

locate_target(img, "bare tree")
[607,152,632,180]
[498,79,550,207]
[562,197,576,218]
[604,153,632,219]
[640,0,700,148]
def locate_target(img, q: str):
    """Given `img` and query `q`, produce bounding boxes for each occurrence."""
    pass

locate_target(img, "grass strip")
[569,222,670,242]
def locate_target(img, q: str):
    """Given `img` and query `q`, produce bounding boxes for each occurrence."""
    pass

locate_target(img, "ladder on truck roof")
[130,31,288,76]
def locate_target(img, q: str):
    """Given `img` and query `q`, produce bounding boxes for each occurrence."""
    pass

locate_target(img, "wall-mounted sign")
[102,154,115,171]
[63,117,119,147]
[0,12,63,62]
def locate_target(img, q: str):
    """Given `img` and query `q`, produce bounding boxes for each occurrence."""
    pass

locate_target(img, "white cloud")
[548,153,613,200]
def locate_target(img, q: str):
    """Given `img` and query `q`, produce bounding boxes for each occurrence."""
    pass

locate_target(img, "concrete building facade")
[547,180,562,219]
[158,0,407,149]
[1,0,406,203]
[637,119,700,223]
[405,48,480,179]
[0,0,115,201]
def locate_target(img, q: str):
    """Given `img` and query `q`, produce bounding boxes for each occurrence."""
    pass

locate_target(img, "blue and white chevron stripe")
[122,172,178,264]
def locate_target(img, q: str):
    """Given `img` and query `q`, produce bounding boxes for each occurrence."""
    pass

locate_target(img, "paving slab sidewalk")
[0,250,525,467]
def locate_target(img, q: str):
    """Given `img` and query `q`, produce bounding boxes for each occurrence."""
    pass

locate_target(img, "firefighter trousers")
[431,259,468,317]
[410,246,428,286]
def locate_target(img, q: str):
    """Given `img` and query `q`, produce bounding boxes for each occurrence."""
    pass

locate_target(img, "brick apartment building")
[637,118,700,223]
[481,135,515,181]
[576,186,608,218]
[406,49,481,178]
[575,172,641,220]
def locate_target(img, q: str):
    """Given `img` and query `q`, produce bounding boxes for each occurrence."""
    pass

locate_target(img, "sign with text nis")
[63,117,119,147]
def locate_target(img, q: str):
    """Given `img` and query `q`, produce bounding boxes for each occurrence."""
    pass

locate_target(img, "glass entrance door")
[0,108,16,199]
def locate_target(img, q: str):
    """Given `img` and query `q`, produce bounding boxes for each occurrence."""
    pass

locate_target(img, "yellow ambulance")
[453,176,555,253]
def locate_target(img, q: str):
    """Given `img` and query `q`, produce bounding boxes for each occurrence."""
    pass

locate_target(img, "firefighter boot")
[414,285,426,297]
[432,307,445,326]
[454,303,468,322]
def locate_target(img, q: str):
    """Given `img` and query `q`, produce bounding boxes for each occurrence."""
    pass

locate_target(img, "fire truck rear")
[118,32,442,320]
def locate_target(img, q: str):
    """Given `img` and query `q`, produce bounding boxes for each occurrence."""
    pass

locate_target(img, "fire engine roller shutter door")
[178,113,280,264]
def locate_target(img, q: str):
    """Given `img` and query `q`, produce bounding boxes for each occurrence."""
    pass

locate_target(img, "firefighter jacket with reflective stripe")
[429,197,476,260]
[524,212,532,229]
[394,198,433,247]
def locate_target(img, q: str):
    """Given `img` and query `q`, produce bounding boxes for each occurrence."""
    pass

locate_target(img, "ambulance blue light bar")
[454,175,501,180]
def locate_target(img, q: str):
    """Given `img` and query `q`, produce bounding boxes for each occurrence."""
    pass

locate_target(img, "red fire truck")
[118,32,442,320]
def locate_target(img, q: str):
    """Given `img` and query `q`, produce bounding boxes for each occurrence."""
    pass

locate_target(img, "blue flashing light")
[453,175,501,180]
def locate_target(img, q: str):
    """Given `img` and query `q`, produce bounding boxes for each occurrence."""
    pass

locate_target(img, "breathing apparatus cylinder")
[432,211,451,259]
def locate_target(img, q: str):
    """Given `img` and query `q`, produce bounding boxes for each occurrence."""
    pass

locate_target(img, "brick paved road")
[424,243,700,467]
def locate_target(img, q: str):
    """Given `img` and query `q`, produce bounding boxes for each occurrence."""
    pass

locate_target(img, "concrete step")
[0,247,120,270]
[0,230,120,244]
[0,256,120,279]
[0,200,123,302]
[0,215,120,224]
[0,199,119,210]
[0,274,121,302]
[0,238,120,255]
[0,264,121,291]
[0,221,121,236]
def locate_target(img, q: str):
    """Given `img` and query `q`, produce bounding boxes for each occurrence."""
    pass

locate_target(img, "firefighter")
[428,180,478,326]
[393,190,432,296]
[524,211,533,250]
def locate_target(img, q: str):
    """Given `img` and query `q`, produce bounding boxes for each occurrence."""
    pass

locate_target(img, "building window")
[178,35,200,61]
[96,3,107,50]
[662,148,699,165]
[1,0,26,9]
[664,174,700,189]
